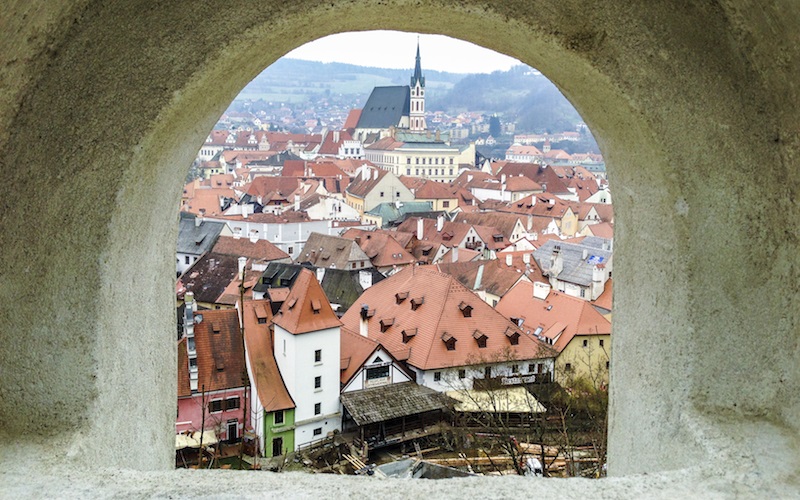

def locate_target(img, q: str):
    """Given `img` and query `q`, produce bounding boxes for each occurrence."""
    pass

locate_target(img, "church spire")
[411,38,425,88]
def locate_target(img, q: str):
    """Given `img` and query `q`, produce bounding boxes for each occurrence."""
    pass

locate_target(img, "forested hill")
[428,66,582,133]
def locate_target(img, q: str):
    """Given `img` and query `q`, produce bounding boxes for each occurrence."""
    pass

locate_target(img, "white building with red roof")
[340,266,555,393]
[272,269,342,448]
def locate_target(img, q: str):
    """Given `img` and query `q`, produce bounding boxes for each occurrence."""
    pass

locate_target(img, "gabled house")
[212,235,291,272]
[294,233,373,271]
[340,327,414,393]
[272,269,342,449]
[496,281,611,386]
[533,236,613,301]
[499,193,579,237]
[345,166,415,215]
[177,297,249,446]
[339,228,416,274]
[340,266,556,393]
[176,212,226,276]
[241,300,296,458]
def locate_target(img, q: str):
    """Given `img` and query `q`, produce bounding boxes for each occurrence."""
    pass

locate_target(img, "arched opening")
[1,2,797,494]
[177,30,612,473]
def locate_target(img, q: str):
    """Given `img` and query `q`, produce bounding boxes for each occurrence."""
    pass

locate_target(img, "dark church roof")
[356,86,410,129]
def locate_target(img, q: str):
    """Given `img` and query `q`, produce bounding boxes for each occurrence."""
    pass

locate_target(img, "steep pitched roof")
[340,229,415,268]
[241,300,295,412]
[497,163,571,195]
[585,222,614,239]
[177,253,240,303]
[340,326,381,386]
[177,212,226,255]
[533,237,612,286]
[436,259,528,299]
[346,168,389,198]
[294,232,372,270]
[273,268,341,335]
[452,212,523,240]
[191,309,247,392]
[496,282,611,353]
[212,236,289,262]
[356,86,410,129]
[340,266,555,371]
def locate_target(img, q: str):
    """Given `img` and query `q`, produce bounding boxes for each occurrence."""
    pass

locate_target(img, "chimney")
[452,246,459,262]
[417,218,424,240]
[437,215,444,232]
[295,194,300,212]
[506,254,513,267]
[527,215,533,231]
[194,216,202,228]
[316,267,326,284]
[467,174,473,183]
[523,253,531,264]
[359,270,373,290]
[242,204,249,219]
[582,249,589,260]
[361,167,369,181]
[533,281,551,300]
[373,169,378,180]
[359,304,370,337]
[333,130,340,143]
[501,174,507,184]
[238,256,246,276]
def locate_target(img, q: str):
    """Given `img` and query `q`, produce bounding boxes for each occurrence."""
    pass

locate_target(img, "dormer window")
[411,297,424,311]
[401,328,417,343]
[311,298,321,314]
[473,330,487,348]
[441,332,456,351]
[459,302,473,318]
[286,297,297,310]
[379,318,394,332]
[211,322,220,334]
[505,327,520,346]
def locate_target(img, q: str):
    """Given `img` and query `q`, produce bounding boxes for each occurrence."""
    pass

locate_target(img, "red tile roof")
[273,269,342,334]
[212,236,289,262]
[339,326,380,386]
[241,300,295,412]
[496,282,611,353]
[340,266,555,371]
[189,309,247,392]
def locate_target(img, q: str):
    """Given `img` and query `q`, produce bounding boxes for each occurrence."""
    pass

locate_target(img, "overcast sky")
[284,31,523,74]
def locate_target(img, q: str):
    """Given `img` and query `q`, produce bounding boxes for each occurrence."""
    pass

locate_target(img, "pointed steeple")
[411,39,425,88]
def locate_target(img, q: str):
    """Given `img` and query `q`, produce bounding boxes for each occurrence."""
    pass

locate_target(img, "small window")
[360,261,365,268]
[528,363,535,373]
[433,372,441,382]
[484,366,491,379]
[396,192,400,198]
[380,191,384,198]
[314,349,322,363]
[583,339,588,347]
[288,247,294,254]
[352,262,356,269]
[314,403,321,415]
[189,358,197,368]
[442,201,450,208]
[314,376,321,389]
[458,369,466,379]
[599,339,605,347]
[512,364,519,374]
[565,363,572,372]
[313,427,322,436]
[606,361,610,369]
[366,365,390,380]
[209,400,223,413]
[225,397,240,410]
[184,255,190,264]
[274,410,284,425]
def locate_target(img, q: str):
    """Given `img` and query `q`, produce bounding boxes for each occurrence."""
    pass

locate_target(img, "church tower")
[409,41,427,132]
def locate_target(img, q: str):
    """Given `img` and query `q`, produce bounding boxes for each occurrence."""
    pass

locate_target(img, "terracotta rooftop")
[273,268,342,335]
[339,230,415,268]
[183,309,247,394]
[294,232,372,270]
[435,259,529,299]
[340,326,380,386]
[241,300,295,412]
[496,282,611,353]
[212,236,289,262]
[340,266,555,371]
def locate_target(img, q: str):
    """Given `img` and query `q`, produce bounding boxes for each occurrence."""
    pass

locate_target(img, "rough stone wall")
[0,0,797,493]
